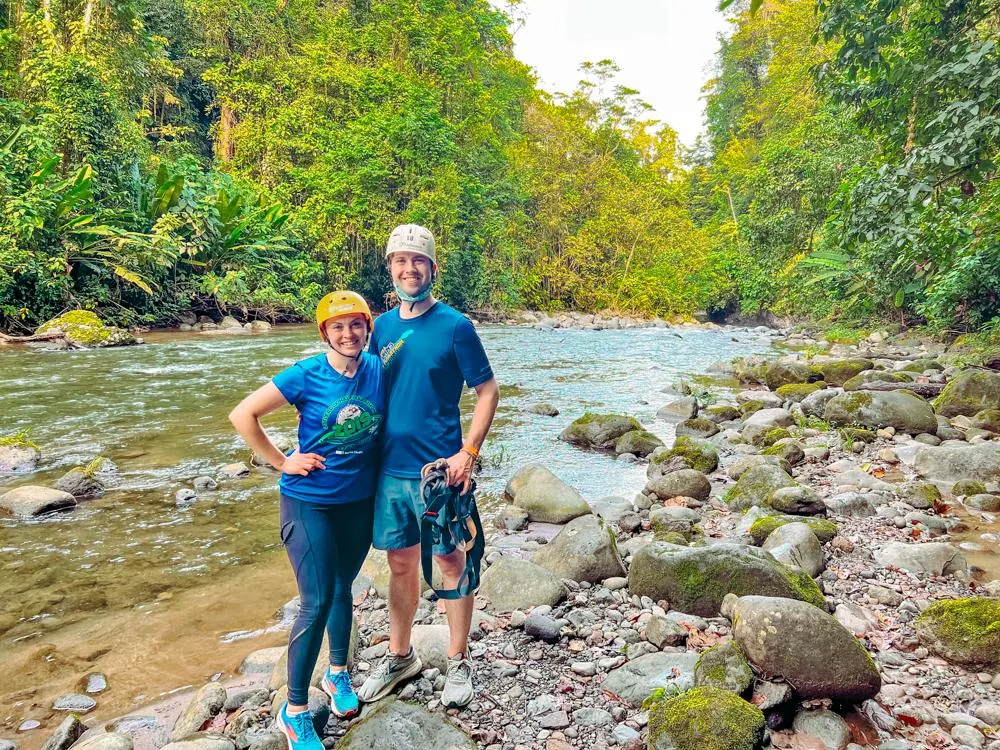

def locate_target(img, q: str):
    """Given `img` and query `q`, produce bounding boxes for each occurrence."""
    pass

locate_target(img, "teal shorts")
[373,473,455,555]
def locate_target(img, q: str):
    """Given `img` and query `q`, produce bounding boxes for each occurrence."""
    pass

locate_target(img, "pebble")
[525,612,562,642]
[571,662,596,676]
[52,694,97,713]
[538,711,570,729]
[84,672,108,694]
[572,707,612,726]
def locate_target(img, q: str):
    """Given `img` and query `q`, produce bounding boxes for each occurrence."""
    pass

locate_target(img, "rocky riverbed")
[4,323,1000,750]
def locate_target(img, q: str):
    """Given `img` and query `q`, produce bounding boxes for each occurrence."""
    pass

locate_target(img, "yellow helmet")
[315,291,373,338]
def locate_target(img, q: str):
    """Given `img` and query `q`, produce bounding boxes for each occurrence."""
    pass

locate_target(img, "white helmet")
[385,224,436,265]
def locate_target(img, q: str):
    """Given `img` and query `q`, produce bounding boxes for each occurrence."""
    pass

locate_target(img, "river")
[0,322,774,737]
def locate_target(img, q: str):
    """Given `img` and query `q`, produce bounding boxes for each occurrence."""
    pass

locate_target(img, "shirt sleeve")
[367,319,381,357]
[271,363,305,406]
[453,317,494,388]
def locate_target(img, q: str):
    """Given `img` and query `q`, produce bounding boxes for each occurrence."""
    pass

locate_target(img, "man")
[358,224,499,708]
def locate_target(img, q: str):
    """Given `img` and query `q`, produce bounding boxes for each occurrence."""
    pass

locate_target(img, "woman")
[229,291,383,750]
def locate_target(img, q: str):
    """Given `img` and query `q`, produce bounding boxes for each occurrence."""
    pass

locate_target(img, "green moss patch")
[775,382,825,402]
[654,435,719,473]
[752,427,792,448]
[647,686,765,750]
[0,429,39,451]
[748,516,839,545]
[739,400,767,417]
[915,598,1000,666]
[952,479,988,496]
[704,405,741,422]
[36,310,137,348]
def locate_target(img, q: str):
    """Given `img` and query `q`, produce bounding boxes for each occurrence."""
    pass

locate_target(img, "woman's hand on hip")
[281,450,326,476]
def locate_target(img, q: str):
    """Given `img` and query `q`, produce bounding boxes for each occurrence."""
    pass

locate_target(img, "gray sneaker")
[357,647,423,703]
[441,652,474,708]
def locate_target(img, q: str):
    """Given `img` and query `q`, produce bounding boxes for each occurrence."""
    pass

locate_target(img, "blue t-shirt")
[369,302,493,478]
[271,352,385,504]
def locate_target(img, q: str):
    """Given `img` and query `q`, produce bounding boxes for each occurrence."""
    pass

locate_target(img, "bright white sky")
[503,0,731,147]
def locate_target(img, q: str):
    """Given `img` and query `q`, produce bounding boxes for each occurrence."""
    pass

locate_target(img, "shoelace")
[446,658,472,684]
[285,708,318,743]
[328,669,353,695]
[372,650,409,681]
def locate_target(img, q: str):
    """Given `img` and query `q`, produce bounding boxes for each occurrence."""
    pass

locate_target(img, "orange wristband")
[462,443,480,458]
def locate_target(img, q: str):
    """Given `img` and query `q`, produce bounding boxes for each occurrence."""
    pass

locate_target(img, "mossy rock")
[933,369,1000,418]
[970,408,1000,432]
[842,370,914,391]
[775,381,826,403]
[693,642,753,694]
[559,413,642,451]
[747,516,839,546]
[653,530,690,545]
[703,404,741,423]
[824,390,938,434]
[898,480,941,510]
[816,358,875,386]
[628,542,827,617]
[915,597,1000,666]
[675,417,720,439]
[952,479,988,496]
[764,362,812,391]
[725,464,798,511]
[762,441,804,466]
[902,358,944,373]
[614,429,664,458]
[647,686,765,750]
[739,400,767,417]
[731,356,770,385]
[652,435,719,474]
[839,427,877,444]
[752,427,792,448]
[36,310,138,348]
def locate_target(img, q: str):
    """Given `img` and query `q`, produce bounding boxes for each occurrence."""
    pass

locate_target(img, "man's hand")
[445,450,475,494]
[280,450,326,476]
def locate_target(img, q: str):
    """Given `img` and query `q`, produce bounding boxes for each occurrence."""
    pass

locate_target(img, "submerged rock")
[726,594,881,702]
[504,464,591,523]
[628,542,827,617]
[54,468,105,498]
[0,444,39,473]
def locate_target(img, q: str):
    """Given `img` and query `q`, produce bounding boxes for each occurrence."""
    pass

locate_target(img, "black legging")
[280,494,373,705]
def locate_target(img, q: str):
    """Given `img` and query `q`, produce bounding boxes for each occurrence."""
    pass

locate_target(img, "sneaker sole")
[273,709,294,750]
[358,656,424,703]
[321,679,360,719]
[441,688,474,709]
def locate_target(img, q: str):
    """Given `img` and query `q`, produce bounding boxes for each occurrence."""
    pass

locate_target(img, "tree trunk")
[217,105,236,162]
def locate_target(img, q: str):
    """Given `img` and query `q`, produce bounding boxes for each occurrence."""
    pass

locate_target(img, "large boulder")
[533,514,625,583]
[649,436,719,476]
[335,698,476,750]
[874,542,967,576]
[762,522,825,577]
[646,469,712,502]
[479,556,566,612]
[933,369,1000,418]
[602,651,699,706]
[814,359,874,387]
[915,597,1000,666]
[914,443,1000,491]
[36,310,137,348]
[764,362,811,390]
[726,595,881,701]
[628,542,827,617]
[614,429,663,458]
[559,413,641,451]
[824,390,938,434]
[0,486,76,518]
[504,464,591,523]
[646,686,765,750]
[725,464,798,511]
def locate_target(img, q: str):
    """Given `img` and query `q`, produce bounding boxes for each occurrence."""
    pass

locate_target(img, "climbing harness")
[419,458,484,600]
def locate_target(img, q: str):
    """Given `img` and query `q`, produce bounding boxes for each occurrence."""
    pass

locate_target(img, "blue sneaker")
[274,703,324,750]
[322,667,360,718]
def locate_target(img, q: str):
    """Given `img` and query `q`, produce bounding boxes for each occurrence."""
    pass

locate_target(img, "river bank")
[3,322,1000,750]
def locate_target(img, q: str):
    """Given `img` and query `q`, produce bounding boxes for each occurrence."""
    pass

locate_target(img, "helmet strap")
[393,268,435,313]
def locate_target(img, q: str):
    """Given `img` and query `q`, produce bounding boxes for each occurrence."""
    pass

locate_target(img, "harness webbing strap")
[419,460,484,601]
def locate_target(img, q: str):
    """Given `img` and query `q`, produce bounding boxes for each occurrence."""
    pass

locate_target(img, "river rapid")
[0,322,774,736]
